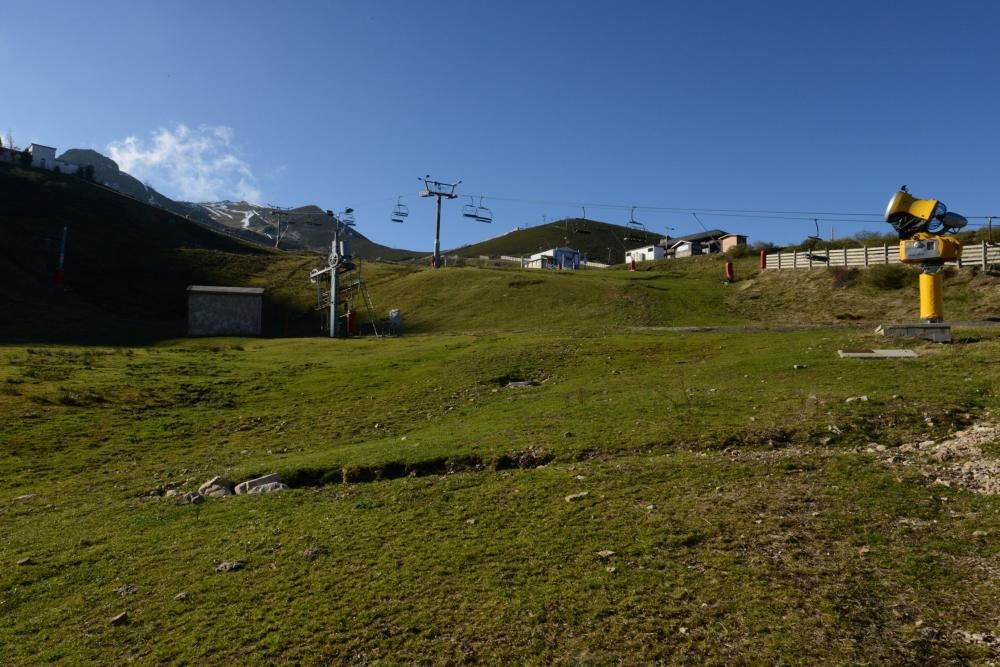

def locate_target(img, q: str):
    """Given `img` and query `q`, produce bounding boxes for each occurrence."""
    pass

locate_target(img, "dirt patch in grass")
[869,422,1000,495]
[282,448,553,488]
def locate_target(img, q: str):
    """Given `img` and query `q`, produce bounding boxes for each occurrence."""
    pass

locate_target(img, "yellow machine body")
[899,233,962,264]
[885,190,941,223]
[919,272,944,321]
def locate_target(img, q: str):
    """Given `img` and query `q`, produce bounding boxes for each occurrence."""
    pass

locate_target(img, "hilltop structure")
[659,230,748,258]
[625,243,666,264]
[526,247,581,270]
[0,141,81,174]
[25,144,79,174]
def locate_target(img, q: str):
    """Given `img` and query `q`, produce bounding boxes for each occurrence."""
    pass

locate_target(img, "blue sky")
[3,1,999,250]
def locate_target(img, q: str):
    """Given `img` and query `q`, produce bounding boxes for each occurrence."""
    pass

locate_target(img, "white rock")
[199,476,235,497]
[215,560,244,573]
[235,473,283,495]
[564,491,589,502]
[246,481,288,494]
[845,395,869,403]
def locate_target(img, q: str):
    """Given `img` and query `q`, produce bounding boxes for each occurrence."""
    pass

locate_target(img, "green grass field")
[2,326,998,664]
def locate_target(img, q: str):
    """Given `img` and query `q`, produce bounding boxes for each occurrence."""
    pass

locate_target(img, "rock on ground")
[198,476,235,497]
[246,481,288,494]
[871,423,1000,495]
[235,473,283,495]
[115,584,137,596]
[216,560,245,573]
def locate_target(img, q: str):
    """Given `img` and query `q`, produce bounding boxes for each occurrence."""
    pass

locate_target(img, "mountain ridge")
[56,148,421,261]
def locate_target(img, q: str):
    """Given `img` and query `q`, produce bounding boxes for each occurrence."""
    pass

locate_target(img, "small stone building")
[187,286,265,337]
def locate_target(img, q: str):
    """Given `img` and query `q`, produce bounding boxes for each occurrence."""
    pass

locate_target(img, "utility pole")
[419,175,460,268]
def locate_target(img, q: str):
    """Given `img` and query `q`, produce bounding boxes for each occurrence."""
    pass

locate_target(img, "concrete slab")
[876,323,952,343]
[838,349,918,358]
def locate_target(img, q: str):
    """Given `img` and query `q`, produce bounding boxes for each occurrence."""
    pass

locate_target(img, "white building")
[525,247,581,270]
[25,144,79,175]
[625,244,666,264]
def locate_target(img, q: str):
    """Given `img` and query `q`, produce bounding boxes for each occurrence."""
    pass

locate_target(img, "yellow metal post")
[919,271,944,322]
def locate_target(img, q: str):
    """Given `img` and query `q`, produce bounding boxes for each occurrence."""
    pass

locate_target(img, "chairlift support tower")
[419,176,461,268]
[309,208,355,337]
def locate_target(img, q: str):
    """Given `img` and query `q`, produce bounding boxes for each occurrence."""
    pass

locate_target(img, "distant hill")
[191,200,422,261]
[450,218,663,265]
[56,148,421,260]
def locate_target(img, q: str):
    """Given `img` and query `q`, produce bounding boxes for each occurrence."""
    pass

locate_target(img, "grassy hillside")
[1,329,998,663]
[450,218,662,264]
[3,163,998,345]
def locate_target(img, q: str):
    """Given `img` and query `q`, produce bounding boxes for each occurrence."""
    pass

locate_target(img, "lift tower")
[419,176,460,268]
[309,208,354,337]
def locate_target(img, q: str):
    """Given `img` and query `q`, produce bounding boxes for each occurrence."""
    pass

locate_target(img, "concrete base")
[838,348,918,358]
[876,323,952,343]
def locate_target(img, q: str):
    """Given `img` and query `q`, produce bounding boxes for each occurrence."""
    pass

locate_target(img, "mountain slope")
[56,148,421,259]
[192,200,423,260]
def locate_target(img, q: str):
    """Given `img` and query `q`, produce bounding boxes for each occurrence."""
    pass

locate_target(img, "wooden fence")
[764,241,1000,271]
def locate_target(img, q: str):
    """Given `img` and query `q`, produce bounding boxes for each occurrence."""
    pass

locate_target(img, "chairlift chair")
[391,197,409,223]
[462,196,479,219]
[625,206,647,241]
[624,207,647,242]
[807,218,821,242]
[474,197,493,223]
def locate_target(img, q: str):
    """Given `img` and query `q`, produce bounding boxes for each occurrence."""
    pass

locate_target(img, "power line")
[385,190,1000,223]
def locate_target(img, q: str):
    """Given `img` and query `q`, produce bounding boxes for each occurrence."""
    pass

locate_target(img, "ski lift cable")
[474,194,888,218]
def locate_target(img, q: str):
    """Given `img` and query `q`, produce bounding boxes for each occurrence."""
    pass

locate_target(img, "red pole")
[725,261,735,283]
[759,249,767,270]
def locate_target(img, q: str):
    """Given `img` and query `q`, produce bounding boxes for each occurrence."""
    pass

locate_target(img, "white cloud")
[107,124,261,203]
